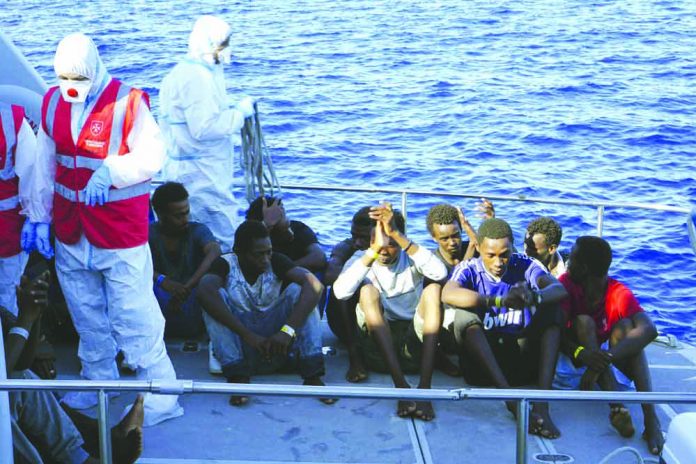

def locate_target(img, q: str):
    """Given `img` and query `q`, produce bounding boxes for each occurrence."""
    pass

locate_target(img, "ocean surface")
[2,0,695,340]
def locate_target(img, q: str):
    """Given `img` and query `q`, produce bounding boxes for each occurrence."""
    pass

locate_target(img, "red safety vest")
[41,79,151,249]
[0,103,25,257]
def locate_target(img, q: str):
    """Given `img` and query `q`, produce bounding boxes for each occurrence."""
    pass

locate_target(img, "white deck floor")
[53,321,695,463]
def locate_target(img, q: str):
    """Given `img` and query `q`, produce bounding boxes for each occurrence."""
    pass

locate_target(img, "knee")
[609,318,634,344]
[573,314,596,335]
[452,310,482,343]
[359,284,380,307]
[422,282,442,300]
[419,283,442,314]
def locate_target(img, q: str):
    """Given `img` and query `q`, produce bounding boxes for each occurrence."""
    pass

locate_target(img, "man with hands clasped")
[333,202,447,421]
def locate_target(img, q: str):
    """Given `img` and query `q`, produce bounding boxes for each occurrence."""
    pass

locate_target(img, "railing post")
[516,398,528,464]
[0,318,14,464]
[401,191,407,234]
[97,389,112,464]
[597,205,605,237]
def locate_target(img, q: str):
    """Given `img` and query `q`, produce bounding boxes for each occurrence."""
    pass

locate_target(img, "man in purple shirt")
[442,218,567,439]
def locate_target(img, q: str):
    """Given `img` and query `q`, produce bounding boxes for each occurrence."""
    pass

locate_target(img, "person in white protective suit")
[0,102,37,317]
[28,33,183,426]
[159,15,255,252]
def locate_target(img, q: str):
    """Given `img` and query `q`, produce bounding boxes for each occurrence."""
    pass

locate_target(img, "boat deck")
[53,319,696,464]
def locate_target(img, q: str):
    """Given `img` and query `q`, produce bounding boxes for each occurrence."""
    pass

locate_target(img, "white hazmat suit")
[0,110,35,316]
[32,33,183,426]
[159,15,253,252]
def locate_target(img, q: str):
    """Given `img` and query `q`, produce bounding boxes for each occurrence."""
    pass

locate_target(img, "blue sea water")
[2,0,695,340]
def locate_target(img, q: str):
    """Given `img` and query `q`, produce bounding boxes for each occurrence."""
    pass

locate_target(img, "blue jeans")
[203,283,325,379]
[11,370,89,464]
[154,284,206,338]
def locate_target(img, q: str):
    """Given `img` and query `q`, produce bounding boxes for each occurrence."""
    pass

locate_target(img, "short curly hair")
[151,182,188,214]
[426,204,461,234]
[477,218,513,244]
[574,236,612,276]
[246,195,278,221]
[526,217,562,247]
[352,206,374,228]
[233,220,269,254]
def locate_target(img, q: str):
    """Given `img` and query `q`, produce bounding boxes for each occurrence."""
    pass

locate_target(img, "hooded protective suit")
[31,33,182,426]
[159,15,251,252]
[0,103,36,316]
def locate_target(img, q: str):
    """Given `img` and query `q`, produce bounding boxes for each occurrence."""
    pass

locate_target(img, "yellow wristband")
[494,296,502,308]
[573,345,585,360]
[280,324,296,339]
[371,250,380,260]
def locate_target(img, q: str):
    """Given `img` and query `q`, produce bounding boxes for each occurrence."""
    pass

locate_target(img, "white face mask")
[59,79,92,103]
[217,47,231,65]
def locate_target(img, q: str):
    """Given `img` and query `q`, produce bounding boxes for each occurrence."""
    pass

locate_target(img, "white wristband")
[9,327,30,340]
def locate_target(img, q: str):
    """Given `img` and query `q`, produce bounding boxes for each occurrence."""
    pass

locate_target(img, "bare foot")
[506,401,547,436]
[397,400,417,418]
[303,376,338,405]
[113,426,143,464]
[116,395,144,436]
[112,395,144,464]
[530,403,560,439]
[228,376,250,407]
[642,414,664,455]
[62,395,144,464]
[345,354,368,383]
[413,401,435,421]
[609,404,635,438]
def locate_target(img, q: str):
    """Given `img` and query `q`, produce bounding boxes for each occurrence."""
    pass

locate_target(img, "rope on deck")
[240,103,281,204]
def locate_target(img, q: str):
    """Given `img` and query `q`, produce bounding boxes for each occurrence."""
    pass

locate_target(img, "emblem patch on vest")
[90,121,104,136]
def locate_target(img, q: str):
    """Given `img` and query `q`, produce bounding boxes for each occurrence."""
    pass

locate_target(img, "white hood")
[187,15,232,66]
[53,33,110,98]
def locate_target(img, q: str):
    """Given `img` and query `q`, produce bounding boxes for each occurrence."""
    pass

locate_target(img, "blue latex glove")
[35,222,54,259]
[83,165,112,207]
[20,219,36,252]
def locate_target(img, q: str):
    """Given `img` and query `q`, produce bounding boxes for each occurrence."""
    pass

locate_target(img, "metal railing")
[3,184,694,464]
[275,183,695,244]
[2,379,696,464]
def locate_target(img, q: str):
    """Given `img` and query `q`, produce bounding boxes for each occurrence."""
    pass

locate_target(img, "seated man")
[323,206,373,382]
[425,203,479,376]
[246,195,326,273]
[425,203,478,272]
[441,218,567,438]
[524,217,566,278]
[150,182,221,338]
[197,220,335,406]
[557,236,663,454]
[2,269,143,464]
[476,199,564,275]
[333,203,447,421]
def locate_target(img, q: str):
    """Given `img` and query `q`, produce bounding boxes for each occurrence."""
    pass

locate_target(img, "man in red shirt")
[559,236,663,455]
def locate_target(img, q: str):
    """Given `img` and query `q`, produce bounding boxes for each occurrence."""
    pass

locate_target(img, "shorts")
[355,307,425,374]
[448,306,562,387]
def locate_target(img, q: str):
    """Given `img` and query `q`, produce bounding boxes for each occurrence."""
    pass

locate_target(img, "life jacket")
[42,79,151,249]
[0,103,26,257]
